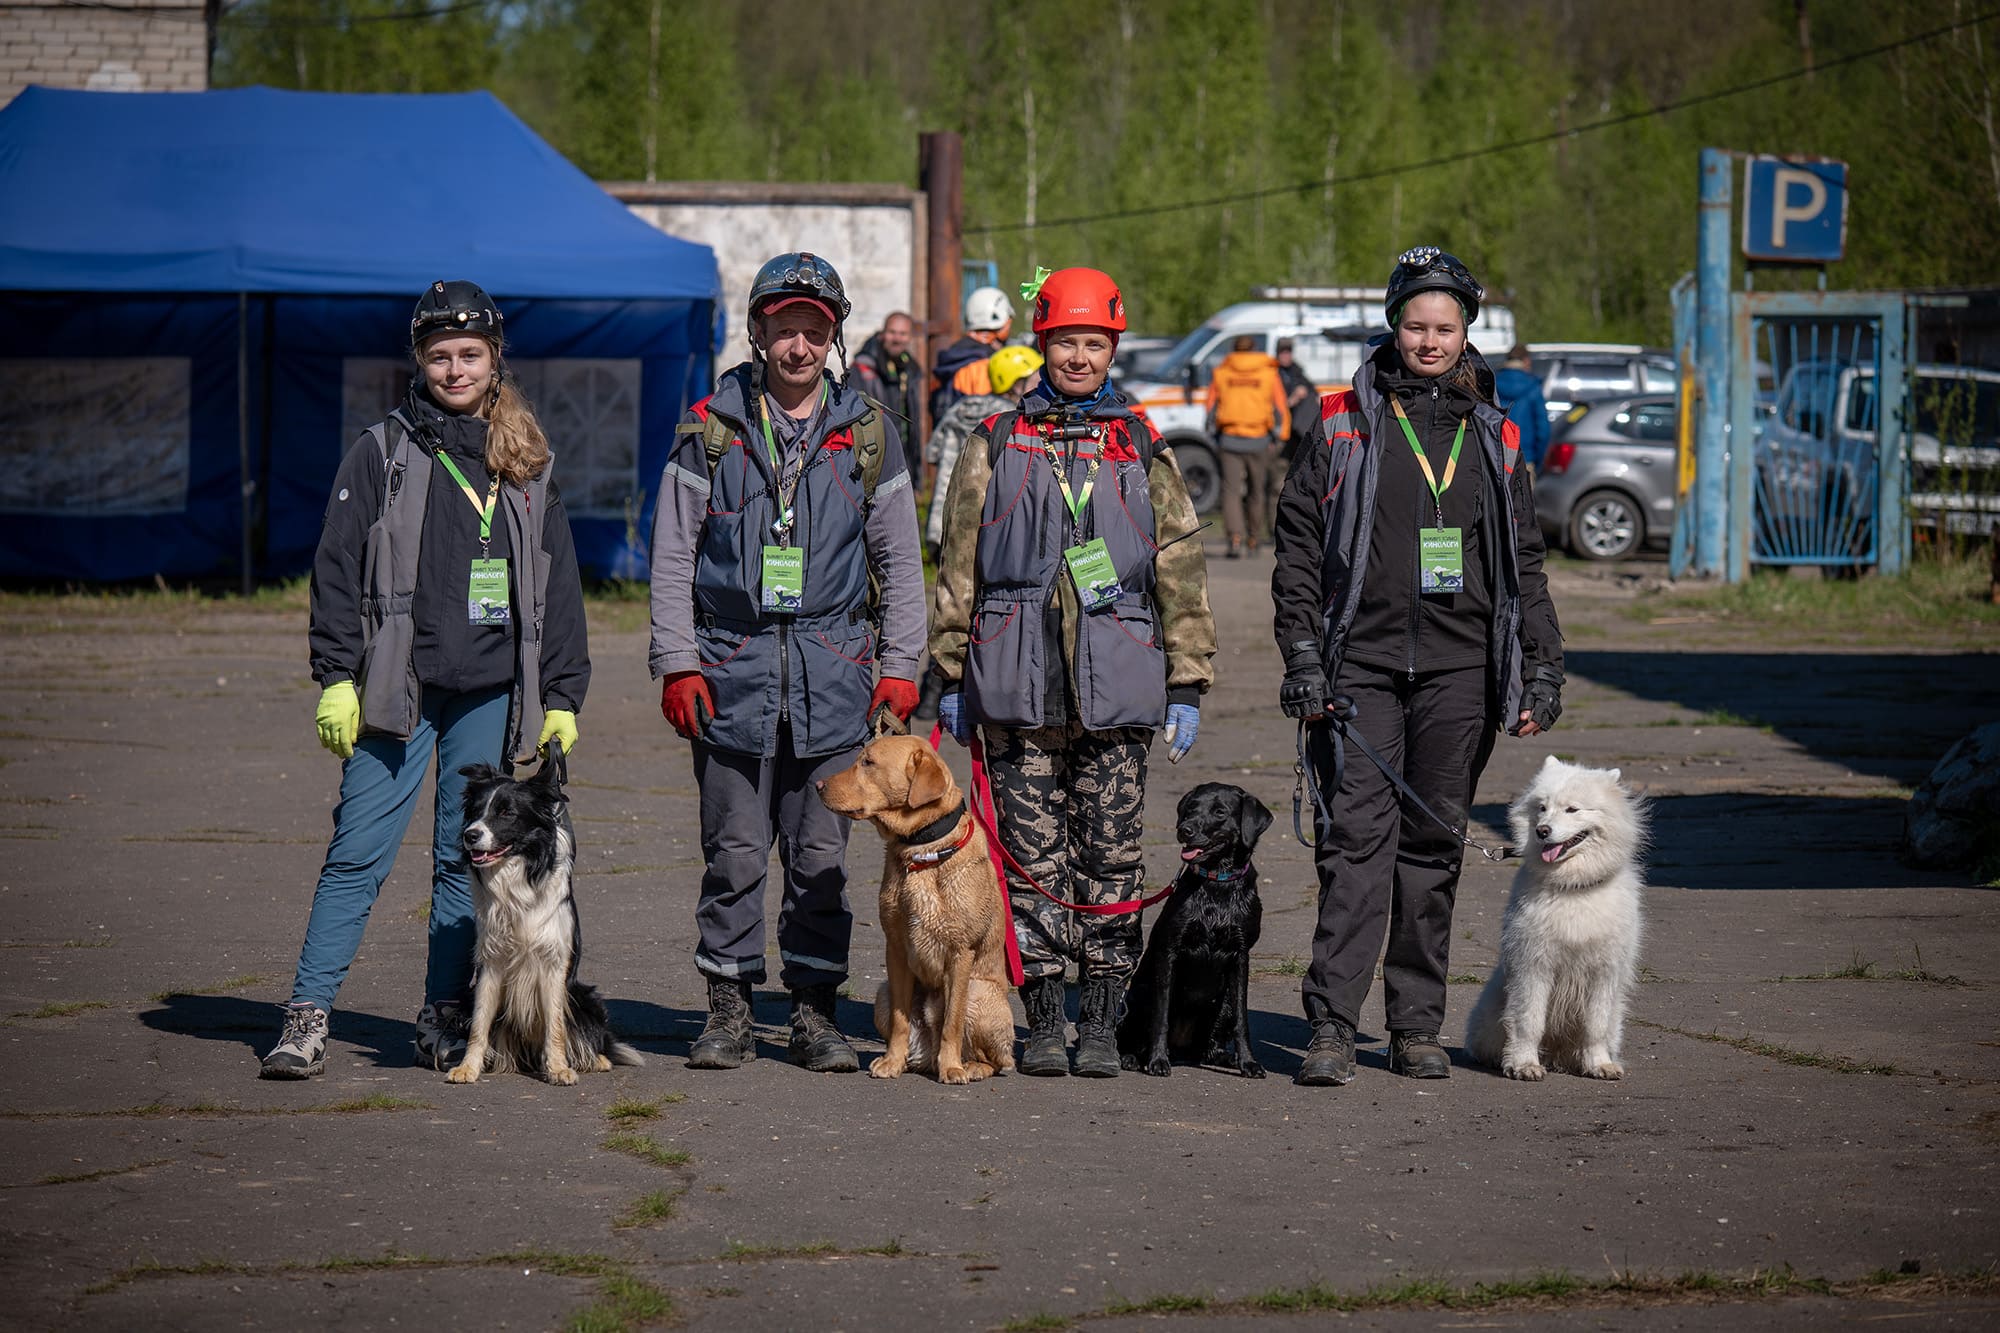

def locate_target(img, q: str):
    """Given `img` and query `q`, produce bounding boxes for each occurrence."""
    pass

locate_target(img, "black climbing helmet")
[1383,247,1484,328]
[411,279,502,347]
[747,252,851,325]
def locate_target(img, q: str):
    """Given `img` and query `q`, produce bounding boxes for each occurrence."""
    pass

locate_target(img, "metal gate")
[1727,291,1909,577]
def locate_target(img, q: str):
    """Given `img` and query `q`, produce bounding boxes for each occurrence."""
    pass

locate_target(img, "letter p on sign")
[1742,156,1847,263]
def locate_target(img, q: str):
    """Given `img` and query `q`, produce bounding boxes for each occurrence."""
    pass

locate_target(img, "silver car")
[1534,394,1677,561]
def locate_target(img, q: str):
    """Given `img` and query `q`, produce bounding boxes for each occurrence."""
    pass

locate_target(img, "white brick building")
[1,0,208,105]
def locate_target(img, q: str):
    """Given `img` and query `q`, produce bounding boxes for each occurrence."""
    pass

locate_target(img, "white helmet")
[963,286,1013,333]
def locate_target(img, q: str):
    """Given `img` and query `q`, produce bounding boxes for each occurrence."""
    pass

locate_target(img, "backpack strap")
[850,405,887,506]
[373,410,418,511]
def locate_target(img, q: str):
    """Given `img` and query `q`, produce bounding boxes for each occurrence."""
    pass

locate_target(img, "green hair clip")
[1018,266,1053,301]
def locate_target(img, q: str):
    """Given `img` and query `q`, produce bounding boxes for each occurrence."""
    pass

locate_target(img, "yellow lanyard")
[1389,398,1465,525]
[433,451,499,550]
[1039,425,1101,528]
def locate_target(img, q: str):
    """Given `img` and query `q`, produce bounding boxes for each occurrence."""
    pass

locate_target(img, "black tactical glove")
[1280,641,1329,720]
[1515,665,1564,734]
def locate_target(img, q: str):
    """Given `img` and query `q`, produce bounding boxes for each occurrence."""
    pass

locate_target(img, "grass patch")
[1627,550,2000,642]
[0,938,113,950]
[1,1095,431,1122]
[1633,1020,1903,1076]
[1105,1292,1212,1315]
[1001,1317,1072,1333]
[36,1158,171,1186]
[566,1272,674,1333]
[12,1000,110,1020]
[1251,956,1307,978]
[1773,946,1967,987]
[605,1093,684,1123]
[602,1130,692,1169]
[612,1189,680,1230]
[1689,707,1770,730]
[1446,973,1484,985]
[721,1239,838,1262]
[151,974,267,1002]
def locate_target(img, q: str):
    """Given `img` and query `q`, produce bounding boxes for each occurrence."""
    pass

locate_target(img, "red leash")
[928,724,1175,956]
[928,724,1025,986]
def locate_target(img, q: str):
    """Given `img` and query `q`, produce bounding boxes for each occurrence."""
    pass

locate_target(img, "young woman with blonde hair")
[262,280,591,1079]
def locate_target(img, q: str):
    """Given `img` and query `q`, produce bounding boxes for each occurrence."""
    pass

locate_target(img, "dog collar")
[1188,860,1248,883]
[904,803,973,868]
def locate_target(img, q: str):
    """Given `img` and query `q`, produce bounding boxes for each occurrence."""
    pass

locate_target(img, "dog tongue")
[1180,848,1204,862]
[1541,842,1565,864]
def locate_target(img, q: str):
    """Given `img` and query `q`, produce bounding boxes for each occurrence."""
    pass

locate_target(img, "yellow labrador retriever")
[818,735,1015,1084]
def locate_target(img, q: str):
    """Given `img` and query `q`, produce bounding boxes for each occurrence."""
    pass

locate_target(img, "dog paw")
[445,1062,480,1084]
[938,1064,971,1085]
[1119,1052,1140,1071]
[592,1053,613,1072]
[545,1065,578,1086]
[1239,1060,1265,1079]
[1587,1060,1625,1080]
[1503,1060,1546,1082]
[867,1056,905,1079]
[1144,1056,1172,1077]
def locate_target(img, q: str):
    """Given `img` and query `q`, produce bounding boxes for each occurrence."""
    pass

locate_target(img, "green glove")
[538,708,578,757]
[315,681,360,759]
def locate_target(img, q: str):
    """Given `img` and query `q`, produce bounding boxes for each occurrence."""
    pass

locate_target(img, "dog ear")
[905,745,952,810]
[458,763,500,783]
[1238,792,1273,850]
[1606,767,1621,785]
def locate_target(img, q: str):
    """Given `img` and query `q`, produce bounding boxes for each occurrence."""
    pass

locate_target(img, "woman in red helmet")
[929,267,1216,1078]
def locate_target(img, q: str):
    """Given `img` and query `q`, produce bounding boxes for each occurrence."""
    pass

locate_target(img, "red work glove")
[869,676,921,725]
[661,671,715,740]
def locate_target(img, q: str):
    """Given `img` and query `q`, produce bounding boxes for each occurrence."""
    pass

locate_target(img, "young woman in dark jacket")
[261,281,591,1080]
[1270,248,1563,1087]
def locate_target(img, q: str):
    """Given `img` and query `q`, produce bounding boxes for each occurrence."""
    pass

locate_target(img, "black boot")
[1072,975,1124,1078]
[1388,1029,1451,1079]
[788,984,860,1073]
[688,977,756,1069]
[1296,999,1356,1086]
[1017,975,1069,1077]
[914,666,945,722]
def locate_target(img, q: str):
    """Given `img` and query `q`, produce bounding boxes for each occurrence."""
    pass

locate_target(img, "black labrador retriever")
[1118,783,1272,1078]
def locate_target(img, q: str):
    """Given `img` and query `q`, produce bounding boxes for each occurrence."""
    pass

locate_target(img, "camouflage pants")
[981,722,1152,983]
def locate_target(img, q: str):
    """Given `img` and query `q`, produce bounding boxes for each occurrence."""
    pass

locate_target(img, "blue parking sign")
[1742,156,1847,263]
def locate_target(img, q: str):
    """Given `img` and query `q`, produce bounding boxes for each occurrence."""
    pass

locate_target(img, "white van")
[1121,287,1517,511]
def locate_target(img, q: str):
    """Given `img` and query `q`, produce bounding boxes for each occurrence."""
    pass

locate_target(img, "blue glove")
[1163,703,1200,764]
[939,691,970,747]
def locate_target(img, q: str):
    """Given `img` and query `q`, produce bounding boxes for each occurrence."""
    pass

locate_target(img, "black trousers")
[1303,660,1496,1032]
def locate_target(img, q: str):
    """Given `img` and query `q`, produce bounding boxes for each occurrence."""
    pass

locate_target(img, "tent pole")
[237,291,252,596]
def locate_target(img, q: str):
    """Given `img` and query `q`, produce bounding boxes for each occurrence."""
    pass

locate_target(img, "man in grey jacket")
[649,252,927,1073]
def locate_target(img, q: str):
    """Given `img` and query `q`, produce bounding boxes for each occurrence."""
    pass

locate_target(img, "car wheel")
[1169,438,1220,514]
[1569,489,1644,561]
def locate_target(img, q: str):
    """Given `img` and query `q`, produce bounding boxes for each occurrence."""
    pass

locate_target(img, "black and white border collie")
[449,741,642,1085]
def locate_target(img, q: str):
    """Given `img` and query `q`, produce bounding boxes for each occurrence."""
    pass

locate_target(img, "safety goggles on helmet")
[411,280,502,346]
[1028,267,1126,338]
[749,252,852,325]
[1384,246,1484,327]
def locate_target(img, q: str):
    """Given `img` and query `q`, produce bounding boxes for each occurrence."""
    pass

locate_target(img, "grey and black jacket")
[1271,341,1561,719]
[308,392,590,763]
[647,364,927,759]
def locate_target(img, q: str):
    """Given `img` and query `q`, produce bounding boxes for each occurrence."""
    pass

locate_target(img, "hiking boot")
[1017,974,1069,1077]
[787,984,859,1073]
[688,977,756,1069]
[1296,1009,1357,1086]
[1071,975,1124,1078]
[914,668,945,722]
[260,1002,328,1079]
[413,1001,471,1071]
[1389,1029,1451,1079]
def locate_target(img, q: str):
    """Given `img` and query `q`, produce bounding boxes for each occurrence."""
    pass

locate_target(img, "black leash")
[1291,709,1513,863]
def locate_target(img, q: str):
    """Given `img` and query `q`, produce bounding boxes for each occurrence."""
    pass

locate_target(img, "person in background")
[1274,337,1317,534]
[264,280,588,1080]
[924,344,1044,555]
[850,310,922,478]
[1206,334,1291,558]
[930,285,1014,427]
[648,252,927,1074]
[1271,247,1563,1088]
[931,267,1215,1079]
[1494,344,1550,475]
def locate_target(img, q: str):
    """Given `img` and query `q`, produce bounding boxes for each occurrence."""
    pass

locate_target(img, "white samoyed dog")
[1464,756,1647,1081]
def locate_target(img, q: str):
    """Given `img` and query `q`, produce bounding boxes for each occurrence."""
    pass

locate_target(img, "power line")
[966,8,2000,236]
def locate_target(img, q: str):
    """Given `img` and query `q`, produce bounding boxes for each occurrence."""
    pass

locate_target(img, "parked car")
[1535,393,1677,561]
[1527,343,1677,423]
[1112,336,1176,385]
[1121,287,1518,512]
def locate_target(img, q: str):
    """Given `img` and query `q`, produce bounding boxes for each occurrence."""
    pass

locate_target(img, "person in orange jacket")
[1206,334,1291,556]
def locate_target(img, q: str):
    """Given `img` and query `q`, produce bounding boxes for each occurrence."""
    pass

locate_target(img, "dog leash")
[1293,712,1512,863]
[926,724,1026,987]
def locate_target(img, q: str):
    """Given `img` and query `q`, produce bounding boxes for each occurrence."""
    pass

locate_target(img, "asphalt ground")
[2,551,1997,1332]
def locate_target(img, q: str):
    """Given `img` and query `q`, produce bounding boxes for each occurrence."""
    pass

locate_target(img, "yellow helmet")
[987,345,1044,396]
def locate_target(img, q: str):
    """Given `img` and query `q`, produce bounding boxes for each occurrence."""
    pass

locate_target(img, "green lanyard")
[1389,398,1465,525]
[433,451,498,550]
[1039,424,1102,528]
[756,382,828,541]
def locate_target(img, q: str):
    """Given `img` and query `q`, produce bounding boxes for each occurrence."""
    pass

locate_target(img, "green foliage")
[213,0,2000,344]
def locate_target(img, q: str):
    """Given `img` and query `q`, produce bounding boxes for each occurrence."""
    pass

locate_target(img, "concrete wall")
[1,0,207,104]
[610,182,925,384]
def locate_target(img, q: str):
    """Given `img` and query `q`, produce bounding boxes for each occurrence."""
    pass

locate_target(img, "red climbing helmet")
[1030,267,1126,339]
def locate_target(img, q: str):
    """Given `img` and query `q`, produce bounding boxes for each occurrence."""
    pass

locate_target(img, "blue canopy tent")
[0,85,718,583]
